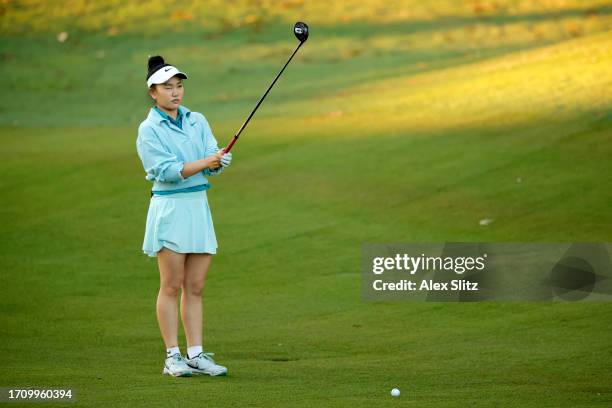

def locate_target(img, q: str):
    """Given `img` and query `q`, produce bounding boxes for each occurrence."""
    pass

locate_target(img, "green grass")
[1,1,612,406]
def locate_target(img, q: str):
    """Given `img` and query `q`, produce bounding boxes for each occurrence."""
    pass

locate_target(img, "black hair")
[146,55,167,104]
[146,55,171,82]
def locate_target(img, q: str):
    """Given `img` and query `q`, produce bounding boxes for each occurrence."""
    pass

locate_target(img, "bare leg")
[156,247,187,348]
[181,253,212,348]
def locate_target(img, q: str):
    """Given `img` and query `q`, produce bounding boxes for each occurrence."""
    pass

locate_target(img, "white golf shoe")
[162,353,193,377]
[186,352,228,376]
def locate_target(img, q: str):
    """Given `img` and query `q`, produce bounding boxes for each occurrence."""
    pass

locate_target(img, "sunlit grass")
[231,29,610,143]
[1,0,611,35]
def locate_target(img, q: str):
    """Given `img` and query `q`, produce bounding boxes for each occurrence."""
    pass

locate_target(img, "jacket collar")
[148,105,192,125]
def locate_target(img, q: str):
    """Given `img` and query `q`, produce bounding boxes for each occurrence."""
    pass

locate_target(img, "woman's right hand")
[206,151,223,170]
[181,151,225,179]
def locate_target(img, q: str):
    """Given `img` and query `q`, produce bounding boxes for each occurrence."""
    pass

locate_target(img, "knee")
[160,281,182,297]
[183,280,204,297]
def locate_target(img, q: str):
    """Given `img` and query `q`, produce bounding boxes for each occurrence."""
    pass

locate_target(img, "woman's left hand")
[220,151,232,168]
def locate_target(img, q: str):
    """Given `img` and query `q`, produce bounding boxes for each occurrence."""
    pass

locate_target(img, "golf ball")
[391,388,400,397]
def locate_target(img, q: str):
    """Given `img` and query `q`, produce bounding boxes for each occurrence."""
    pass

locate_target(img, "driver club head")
[294,21,309,42]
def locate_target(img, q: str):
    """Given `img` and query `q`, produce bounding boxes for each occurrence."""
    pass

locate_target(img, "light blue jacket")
[136,105,223,194]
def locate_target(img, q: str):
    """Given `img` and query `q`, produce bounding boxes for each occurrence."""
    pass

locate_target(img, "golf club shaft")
[223,40,304,153]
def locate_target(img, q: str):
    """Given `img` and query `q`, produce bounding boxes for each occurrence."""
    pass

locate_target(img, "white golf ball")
[391,388,400,397]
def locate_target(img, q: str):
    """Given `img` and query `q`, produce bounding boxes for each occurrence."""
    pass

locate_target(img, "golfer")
[136,55,231,377]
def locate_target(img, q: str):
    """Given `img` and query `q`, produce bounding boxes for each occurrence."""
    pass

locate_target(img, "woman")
[136,55,232,377]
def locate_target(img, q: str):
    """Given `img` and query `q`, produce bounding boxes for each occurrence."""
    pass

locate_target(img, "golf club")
[222,22,309,154]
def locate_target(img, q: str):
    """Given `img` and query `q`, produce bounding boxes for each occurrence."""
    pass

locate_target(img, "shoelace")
[170,353,187,363]
[198,352,216,363]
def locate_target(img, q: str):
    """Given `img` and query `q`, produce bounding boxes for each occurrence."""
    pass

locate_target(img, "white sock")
[187,345,203,359]
[166,346,181,358]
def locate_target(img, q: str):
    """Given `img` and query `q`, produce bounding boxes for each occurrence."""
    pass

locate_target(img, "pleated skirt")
[142,190,217,257]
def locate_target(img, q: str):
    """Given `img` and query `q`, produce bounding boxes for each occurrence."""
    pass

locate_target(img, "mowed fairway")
[1,1,612,406]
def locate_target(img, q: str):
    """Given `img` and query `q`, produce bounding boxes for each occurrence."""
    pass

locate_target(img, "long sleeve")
[196,113,225,176]
[136,125,185,183]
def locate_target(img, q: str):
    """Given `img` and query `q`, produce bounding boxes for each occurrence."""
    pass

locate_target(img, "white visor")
[146,65,188,88]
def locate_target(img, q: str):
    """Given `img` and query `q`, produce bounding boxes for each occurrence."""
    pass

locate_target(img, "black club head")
[294,22,309,42]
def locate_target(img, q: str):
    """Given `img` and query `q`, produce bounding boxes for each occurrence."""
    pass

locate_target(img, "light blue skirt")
[142,190,217,257]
